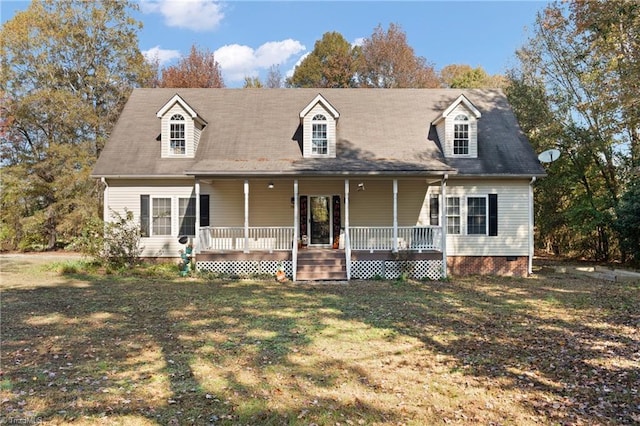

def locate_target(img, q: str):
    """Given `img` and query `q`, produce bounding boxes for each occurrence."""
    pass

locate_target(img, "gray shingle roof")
[92,88,545,178]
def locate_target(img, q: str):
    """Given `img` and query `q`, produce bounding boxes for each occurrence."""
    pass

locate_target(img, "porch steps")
[296,249,347,281]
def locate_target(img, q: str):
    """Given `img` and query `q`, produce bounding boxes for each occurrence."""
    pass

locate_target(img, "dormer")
[432,94,481,158]
[299,94,340,158]
[156,94,207,158]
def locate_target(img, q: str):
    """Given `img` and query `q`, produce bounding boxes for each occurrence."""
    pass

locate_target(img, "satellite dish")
[538,148,561,164]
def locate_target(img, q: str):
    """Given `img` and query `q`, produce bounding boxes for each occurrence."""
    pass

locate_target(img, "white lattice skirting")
[197,260,293,277]
[197,260,442,281]
[351,260,443,281]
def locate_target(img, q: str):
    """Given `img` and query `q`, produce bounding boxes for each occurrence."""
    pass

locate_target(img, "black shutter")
[488,194,498,236]
[140,195,150,237]
[299,196,308,239]
[199,194,210,227]
[332,195,341,242]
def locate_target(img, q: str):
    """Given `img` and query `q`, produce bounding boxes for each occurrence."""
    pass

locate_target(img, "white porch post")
[392,179,398,253]
[195,179,200,254]
[244,179,249,253]
[344,179,351,280]
[441,174,448,279]
[293,179,299,281]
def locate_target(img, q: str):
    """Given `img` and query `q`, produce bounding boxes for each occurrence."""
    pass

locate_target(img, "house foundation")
[447,256,529,277]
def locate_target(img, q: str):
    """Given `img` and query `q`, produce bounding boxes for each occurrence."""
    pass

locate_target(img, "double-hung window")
[170,114,186,155]
[312,114,328,155]
[152,198,172,236]
[446,197,461,235]
[467,197,487,235]
[453,114,469,155]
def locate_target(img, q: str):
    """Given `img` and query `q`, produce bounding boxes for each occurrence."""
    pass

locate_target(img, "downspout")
[293,180,299,281]
[441,174,448,279]
[529,176,536,275]
[344,179,351,280]
[195,179,200,255]
[101,177,109,223]
[392,179,398,253]
[244,180,249,253]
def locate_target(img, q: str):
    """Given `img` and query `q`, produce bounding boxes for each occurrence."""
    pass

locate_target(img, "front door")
[309,196,331,246]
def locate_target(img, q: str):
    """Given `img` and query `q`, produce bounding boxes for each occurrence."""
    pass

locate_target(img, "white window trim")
[151,196,173,237]
[466,195,488,235]
[169,114,186,156]
[453,114,470,156]
[311,114,328,156]
[446,196,461,235]
[426,189,441,227]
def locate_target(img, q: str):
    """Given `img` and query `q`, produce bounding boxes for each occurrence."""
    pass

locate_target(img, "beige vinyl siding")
[302,103,337,158]
[444,180,530,256]
[397,180,431,226]
[194,123,203,154]
[160,103,196,158]
[349,180,392,226]
[203,180,298,227]
[106,179,196,257]
[442,104,478,158]
[349,179,433,227]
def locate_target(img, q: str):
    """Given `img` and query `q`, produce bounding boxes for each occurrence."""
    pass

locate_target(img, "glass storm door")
[309,196,331,246]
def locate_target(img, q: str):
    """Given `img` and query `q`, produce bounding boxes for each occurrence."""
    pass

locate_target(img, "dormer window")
[312,114,328,154]
[453,114,469,155]
[170,114,186,155]
[432,94,481,158]
[157,94,207,159]
[299,94,340,158]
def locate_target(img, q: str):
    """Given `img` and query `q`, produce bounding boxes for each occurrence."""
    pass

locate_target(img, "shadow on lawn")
[339,274,640,425]
[1,275,396,425]
[1,271,638,425]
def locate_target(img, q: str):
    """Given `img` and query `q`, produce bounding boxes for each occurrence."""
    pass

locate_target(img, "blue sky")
[1,1,548,87]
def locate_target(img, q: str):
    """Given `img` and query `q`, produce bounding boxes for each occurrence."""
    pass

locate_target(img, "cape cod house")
[92,88,545,281]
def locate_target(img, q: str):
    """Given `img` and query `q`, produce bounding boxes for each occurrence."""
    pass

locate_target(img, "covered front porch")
[192,177,446,281]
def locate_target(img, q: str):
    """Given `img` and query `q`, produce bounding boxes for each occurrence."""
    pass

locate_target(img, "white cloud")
[214,40,305,83]
[285,52,310,79]
[352,37,366,47]
[142,45,181,66]
[141,0,224,32]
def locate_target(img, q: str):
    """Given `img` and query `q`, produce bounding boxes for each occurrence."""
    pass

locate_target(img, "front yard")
[1,256,638,425]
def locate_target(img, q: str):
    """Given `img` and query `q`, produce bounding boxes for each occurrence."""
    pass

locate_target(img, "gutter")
[91,174,194,179]
[183,170,458,178]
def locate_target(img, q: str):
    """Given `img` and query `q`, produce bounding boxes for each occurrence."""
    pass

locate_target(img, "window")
[446,197,460,234]
[453,114,469,155]
[429,194,439,226]
[170,114,185,155]
[312,114,327,155]
[152,198,172,236]
[179,197,196,236]
[467,197,487,235]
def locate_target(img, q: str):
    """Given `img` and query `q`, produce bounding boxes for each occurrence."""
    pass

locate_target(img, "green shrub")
[72,208,142,268]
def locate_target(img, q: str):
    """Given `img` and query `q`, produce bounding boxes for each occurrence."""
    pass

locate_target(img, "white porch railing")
[199,226,441,253]
[199,226,295,252]
[349,226,442,252]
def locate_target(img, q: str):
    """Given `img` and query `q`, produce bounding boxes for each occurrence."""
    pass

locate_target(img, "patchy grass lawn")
[1,257,638,425]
